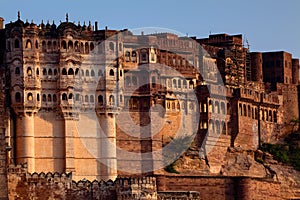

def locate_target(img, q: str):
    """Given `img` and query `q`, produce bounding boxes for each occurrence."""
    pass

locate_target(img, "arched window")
[273,111,277,123]
[75,68,79,75]
[47,94,52,102]
[221,102,225,115]
[68,68,74,75]
[26,39,32,49]
[125,51,130,62]
[54,69,58,76]
[35,40,38,49]
[42,94,47,102]
[43,68,47,76]
[189,80,194,89]
[216,121,220,135]
[62,93,67,101]
[80,42,84,53]
[37,94,40,101]
[36,68,39,76]
[68,93,73,100]
[53,41,57,50]
[91,70,95,77]
[53,94,57,102]
[177,79,181,88]
[85,42,89,54]
[15,67,20,75]
[109,69,114,76]
[85,95,89,102]
[183,80,187,88]
[173,79,177,88]
[68,41,73,50]
[61,40,67,49]
[14,39,20,48]
[27,93,33,101]
[132,51,137,62]
[47,41,52,50]
[42,41,46,52]
[132,76,137,85]
[109,42,114,51]
[215,101,220,114]
[243,104,247,117]
[239,103,242,116]
[90,43,94,51]
[248,105,251,117]
[74,41,79,52]
[85,69,89,76]
[269,110,273,122]
[98,95,103,105]
[48,69,52,76]
[27,67,32,76]
[90,95,94,103]
[15,92,21,103]
[62,68,67,75]
[109,95,115,105]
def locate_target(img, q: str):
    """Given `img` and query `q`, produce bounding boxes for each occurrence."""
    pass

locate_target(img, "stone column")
[99,113,117,180]
[64,119,75,173]
[16,112,35,173]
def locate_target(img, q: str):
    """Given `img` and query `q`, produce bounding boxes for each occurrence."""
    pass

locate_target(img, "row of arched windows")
[124,51,137,62]
[167,79,194,89]
[208,119,226,135]
[23,38,95,54]
[208,100,227,115]
[238,103,277,123]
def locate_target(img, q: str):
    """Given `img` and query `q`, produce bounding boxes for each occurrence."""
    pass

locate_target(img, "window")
[68,68,74,75]
[42,68,47,76]
[98,95,103,105]
[27,93,33,101]
[14,39,20,48]
[15,92,21,103]
[109,42,114,51]
[36,68,39,76]
[85,42,89,53]
[91,70,95,77]
[68,93,73,100]
[109,69,114,76]
[62,68,67,75]
[85,95,89,102]
[35,40,39,49]
[54,69,58,76]
[47,41,52,50]
[125,51,130,62]
[90,43,94,51]
[48,69,52,76]
[85,70,89,76]
[26,39,32,49]
[90,95,94,103]
[15,67,20,75]
[42,94,46,102]
[68,41,73,50]
[27,67,32,76]
[37,94,40,101]
[109,95,115,105]
[125,76,131,86]
[42,41,46,52]
[62,93,67,101]
[53,94,57,102]
[47,94,52,102]
[61,40,67,49]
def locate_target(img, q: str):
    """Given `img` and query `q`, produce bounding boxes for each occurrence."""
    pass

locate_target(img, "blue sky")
[1,0,300,58]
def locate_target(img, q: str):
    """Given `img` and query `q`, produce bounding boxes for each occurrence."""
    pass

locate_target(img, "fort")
[0,13,299,199]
